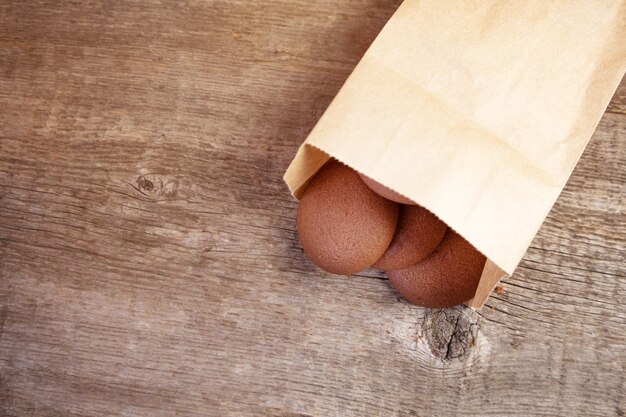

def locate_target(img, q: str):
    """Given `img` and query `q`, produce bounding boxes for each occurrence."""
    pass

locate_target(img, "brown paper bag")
[284,0,626,308]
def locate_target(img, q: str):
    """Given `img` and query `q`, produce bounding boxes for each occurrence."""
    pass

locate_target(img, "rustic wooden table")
[1,1,624,416]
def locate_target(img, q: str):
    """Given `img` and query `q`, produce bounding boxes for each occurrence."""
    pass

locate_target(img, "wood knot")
[134,174,178,201]
[423,305,479,362]
[137,177,154,192]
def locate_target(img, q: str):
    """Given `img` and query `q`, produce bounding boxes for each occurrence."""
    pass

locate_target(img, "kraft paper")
[284,0,626,307]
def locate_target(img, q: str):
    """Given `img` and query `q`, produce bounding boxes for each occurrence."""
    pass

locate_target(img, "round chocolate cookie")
[386,231,486,308]
[297,160,399,275]
[358,173,415,205]
[373,205,447,270]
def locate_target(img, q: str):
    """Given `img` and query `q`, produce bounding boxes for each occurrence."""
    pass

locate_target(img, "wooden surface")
[1,1,624,416]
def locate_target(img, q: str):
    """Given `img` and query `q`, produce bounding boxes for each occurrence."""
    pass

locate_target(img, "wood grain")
[608,79,626,114]
[1,1,624,416]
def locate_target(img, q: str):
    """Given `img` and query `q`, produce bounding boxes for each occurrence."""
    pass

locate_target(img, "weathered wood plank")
[1,1,624,416]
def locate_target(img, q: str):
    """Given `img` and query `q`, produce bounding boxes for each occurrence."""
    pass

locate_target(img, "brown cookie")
[358,173,415,205]
[386,231,486,308]
[373,205,447,270]
[297,160,399,275]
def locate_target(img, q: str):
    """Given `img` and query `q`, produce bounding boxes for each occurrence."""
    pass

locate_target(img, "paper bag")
[284,0,626,308]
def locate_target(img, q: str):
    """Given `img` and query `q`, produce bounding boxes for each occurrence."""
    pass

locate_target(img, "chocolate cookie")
[297,160,399,275]
[373,205,447,270]
[358,173,415,205]
[386,231,486,307]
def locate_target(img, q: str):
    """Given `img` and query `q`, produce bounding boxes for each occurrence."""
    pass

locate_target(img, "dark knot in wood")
[423,305,479,362]
[134,174,178,200]
[137,176,154,192]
